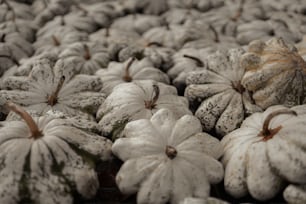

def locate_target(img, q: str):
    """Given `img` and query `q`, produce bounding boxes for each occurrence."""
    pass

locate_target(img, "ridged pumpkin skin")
[112,109,224,204]
[0,112,112,204]
[96,80,191,139]
[283,184,306,204]
[241,38,306,109]
[185,48,261,137]
[221,105,306,201]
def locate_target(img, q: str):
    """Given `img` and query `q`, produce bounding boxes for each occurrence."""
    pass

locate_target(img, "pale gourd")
[283,184,306,204]
[0,102,112,203]
[179,197,229,204]
[95,57,170,95]
[0,0,34,22]
[96,80,192,139]
[112,108,224,204]
[221,105,306,200]
[241,37,306,109]
[185,48,261,137]
[60,42,109,75]
[0,57,105,120]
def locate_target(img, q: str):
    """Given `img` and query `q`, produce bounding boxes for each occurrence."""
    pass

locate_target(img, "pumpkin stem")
[144,84,160,110]
[6,102,43,139]
[183,54,204,67]
[231,0,245,21]
[208,24,219,43]
[259,109,297,141]
[165,145,177,159]
[83,44,91,60]
[52,35,60,46]
[0,33,5,42]
[146,41,163,47]
[122,57,135,82]
[231,81,245,94]
[47,76,65,106]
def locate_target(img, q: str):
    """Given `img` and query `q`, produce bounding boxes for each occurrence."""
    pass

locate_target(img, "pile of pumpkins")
[0,0,306,203]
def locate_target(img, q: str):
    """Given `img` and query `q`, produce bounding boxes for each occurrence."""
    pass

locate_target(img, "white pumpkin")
[168,0,224,12]
[241,37,306,109]
[32,0,71,27]
[284,184,306,204]
[112,108,224,204]
[59,41,109,75]
[185,48,261,137]
[34,26,88,55]
[0,0,34,22]
[111,14,162,35]
[95,57,169,95]
[0,32,34,61]
[143,45,175,71]
[96,80,192,139]
[0,19,36,43]
[0,57,105,120]
[221,105,306,200]
[0,102,112,203]
[162,8,201,25]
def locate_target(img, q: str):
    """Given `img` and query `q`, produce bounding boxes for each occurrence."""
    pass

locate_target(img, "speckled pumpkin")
[112,108,224,204]
[221,105,306,201]
[241,37,306,109]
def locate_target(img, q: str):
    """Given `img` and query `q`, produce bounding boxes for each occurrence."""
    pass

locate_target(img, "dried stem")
[122,57,135,82]
[47,76,65,106]
[231,81,245,94]
[231,0,245,21]
[52,35,60,46]
[0,33,5,42]
[144,84,160,110]
[83,44,91,60]
[6,102,42,139]
[183,54,204,67]
[165,145,177,159]
[209,24,219,43]
[259,109,297,141]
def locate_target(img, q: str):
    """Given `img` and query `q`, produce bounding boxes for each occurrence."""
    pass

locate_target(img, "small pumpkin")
[96,80,192,139]
[143,45,175,71]
[34,26,88,55]
[221,105,306,200]
[95,57,169,95]
[112,108,224,204]
[162,8,201,25]
[168,0,224,12]
[0,32,34,61]
[59,41,109,75]
[0,102,112,203]
[0,57,105,120]
[241,37,306,109]
[0,0,34,22]
[185,48,261,137]
[111,14,163,35]
[283,184,306,204]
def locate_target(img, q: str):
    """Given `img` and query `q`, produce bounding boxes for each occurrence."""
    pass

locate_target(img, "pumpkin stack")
[1,0,306,203]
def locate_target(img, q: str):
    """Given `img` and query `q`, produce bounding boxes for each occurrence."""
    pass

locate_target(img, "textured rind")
[0,114,113,203]
[112,108,224,204]
[0,58,105,119]
[185,48,261,137]
[283,184,306,204]
[97,80,191,138]
[241,37,306,109]
[221,104,306,201]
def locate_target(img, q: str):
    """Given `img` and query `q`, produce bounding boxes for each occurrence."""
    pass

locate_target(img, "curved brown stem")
[183,54,204,67]
[165,145,177,159]
[5,102,42,139]
[259,109,297,141]
[230,0,245,21]
[52,35,60,46]
[83,44,91,60]
[47,76,65,106]
[144,84,160,110]
[145,41,163,47]
[208,24,219,43]
[122,57,135,82]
